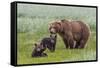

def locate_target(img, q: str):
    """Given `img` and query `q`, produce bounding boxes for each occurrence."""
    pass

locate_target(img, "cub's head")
[50,34,57,39]
[33,42,44,52]
[32,42,44,57]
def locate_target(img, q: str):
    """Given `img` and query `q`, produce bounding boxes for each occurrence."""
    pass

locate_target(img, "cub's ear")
[50,34,57,38]
[34,43,37,47]
[53,34,57,38]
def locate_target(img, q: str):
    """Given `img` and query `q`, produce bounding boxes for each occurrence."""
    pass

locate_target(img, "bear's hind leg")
[75,41,80,48]
[78,39,87,49]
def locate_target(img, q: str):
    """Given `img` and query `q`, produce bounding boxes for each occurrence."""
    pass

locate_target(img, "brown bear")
[49,19,90,49]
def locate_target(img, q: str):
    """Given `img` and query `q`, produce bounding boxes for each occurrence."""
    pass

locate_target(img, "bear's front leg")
[51,44,56,52]
[68,38,74,49]
[63,38,69,49]
[65,32,74,49]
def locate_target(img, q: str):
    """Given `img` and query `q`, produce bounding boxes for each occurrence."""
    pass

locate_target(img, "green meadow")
[17,4,97,65]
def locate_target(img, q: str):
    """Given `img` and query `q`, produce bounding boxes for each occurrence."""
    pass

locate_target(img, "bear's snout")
[49,28,56,34]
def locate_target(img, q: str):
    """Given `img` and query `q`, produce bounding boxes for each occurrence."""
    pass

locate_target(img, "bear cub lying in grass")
[32,34,57,57]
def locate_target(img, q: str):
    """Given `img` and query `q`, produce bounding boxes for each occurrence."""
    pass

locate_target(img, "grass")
[17,4,97,65]
[17,32,96,64]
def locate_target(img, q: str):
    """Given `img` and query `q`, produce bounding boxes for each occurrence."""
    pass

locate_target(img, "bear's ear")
[56,22,64,32]
[56,22,62,28]
[57,22,61,26]
[61,19,69,23]
[48,23,53,31]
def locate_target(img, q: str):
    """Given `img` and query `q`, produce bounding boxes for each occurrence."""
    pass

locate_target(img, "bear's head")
[49,19,69,34]
[49,21,62,34]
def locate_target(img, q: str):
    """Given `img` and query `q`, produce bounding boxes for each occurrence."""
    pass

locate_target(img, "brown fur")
[49,19,90,49]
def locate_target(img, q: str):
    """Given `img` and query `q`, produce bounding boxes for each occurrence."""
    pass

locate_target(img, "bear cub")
[32,34,57,57]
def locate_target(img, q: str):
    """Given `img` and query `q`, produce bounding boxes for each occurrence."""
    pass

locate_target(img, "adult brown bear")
[49,19,90,49]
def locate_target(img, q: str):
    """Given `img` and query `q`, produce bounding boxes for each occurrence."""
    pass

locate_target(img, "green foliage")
[17,4,97,65]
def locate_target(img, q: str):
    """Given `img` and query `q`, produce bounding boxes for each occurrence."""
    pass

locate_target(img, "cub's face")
[49,22,61,34]
[33,43,44,52]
